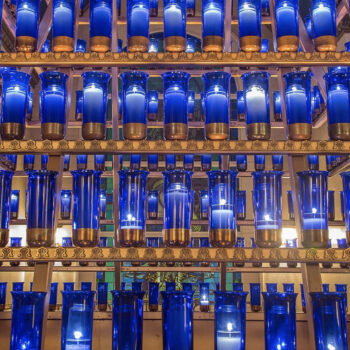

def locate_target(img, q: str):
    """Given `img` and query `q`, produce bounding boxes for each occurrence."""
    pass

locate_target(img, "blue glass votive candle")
[200,190,209,220]
[75,90,83,121]
[26,90,33,121]
[186,0,195,16]
[340,171,350,245]
[241,72,271,140]
[94,155,105,171]
[187,90,195,121]
[0,282,6,311]
[203,71,231,140]
[76,155,87,170]
[236,90,245,122]
[236,155,247,172]
[166,154,176,170]
[75,39,86,52]
[24,154,35,171]
[130,154,141,170]
[283,283,294,293]
[148,90,159,121]
[250,283,261,312]
[148,37,159,52]
[81,282,92,291]
[0,171,13,247]
[49,282,58,311]
[186,35,197,52]
[182,283,192,293]
[150,0,158,16]
[10,190,19,220]
[149,282,159,311]
[12,282,24,291]
[41,39,50,52]
[63,282,74,292]
[148,190,159,219]
[237,190,246,220]
[166,282,176,292]
[273,91,282,121]
[60,190,72,220]
[39,155,48,170]
[335,284,348,309]
[199,283,210,312]
[184,154,194,170]
[283,71,313,140]
[272,155,283,171]
[207,170,237,248]
[341,191,345,221]
[308,155,319,170]
[328,190,335,221]
[148,154,158,171]
[287,190,294,220]
[40,71,68,140]
[254,155,265,171]
[297,170,329,248]
[99,190,107,219]
[232,282,244,292]
[97,282,108,311]
[201,155,212,171]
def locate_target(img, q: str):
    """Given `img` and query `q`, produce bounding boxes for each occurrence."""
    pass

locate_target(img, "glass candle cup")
[200,190,209,220]
[99,190,107,219]
[0,171,13,247]
[148,190,159,219]
[236,155,247,172]
[149,282,159,311]
[199,283,210,312]
[75,39,86,52]
[97,282,108,311]
[23,154,35,171]
[250,283,261,312]
[94,154,105,171]
[10,189,19,220]
[202,155,212,171]
[236,190,246,220]
[148,90,159,121]
[308,155,320,170]
[272,155,283,171]
[254,155,265,171]
[273,91,282,121]
[147,154,158,171]
[76,155,87,170]
[60,190,72,220]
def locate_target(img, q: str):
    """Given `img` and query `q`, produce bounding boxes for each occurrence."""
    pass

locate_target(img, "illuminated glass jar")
[308,155,319,170]
[202,0,224,52]
[163,170,192,247]
[60,190,71,220]
[328,190,335,221]
[75,90,83,121]
[12,282,24,291]
[261,38,269,52]
[148,37,159,52]
[287,190,294,220]
[81,71,110,140]
[9,190,19,219]
[118,170,149,247]
[186,0,195,16]
[161,290,193,350]
[283,71,313,140]
[81,282,92,291]
[99,190,106,219]
[15,0,40,52]
[149,282,159,311]
[254,155,265,171]
[39,155,48,170]
[27,170,58,247]
[62,237,72,267]
[236,155,247,172]
[121,71,148,140]
[207,170,237,248]
[263,292,297,350]
[10,291,46,350]
[166,154,176,170]
[71,170,102,247]
[250,283,261,312]
[0,282,6,311]
[237,91,245,122]
[311,0,337,51]
[97,282,108,311]
[203,72,230,140]
[272,155,283,171]
[201,92,206,120]
[49,282,58,311]
[0,171,13,247]
[199,283,210,312]
[340,171,350,245]
[187,90,195,121]
[75,39,86,52]
[89,0,112,52]
[148,190,159,219]
[76,155,87,170]
[40,71,68,140]
[238,0,261,52]
[150,0,158,16]
[324,71,350,140]
[162,71,190,140]
[335,284,348,309]
[148,154,158,171]
[201,155,212,171]
[26,90,33,121]
[200,190,209,220]
[341,191,345,221]
[127,0,149,52]
[252,171,283,248]
[94,155,105,171]
[273,91,282,121]
[1,70,30,140]
[130,154,141,170]
[236,190,246,220]
[52,0,75,52]
[283,283,294,293]
[184,154,194,170]
[297,171,329,248]
[148,91,159,121]
[163,0,186,52]
[24,154,35,171]
[61,291,95,350]
[241,72,270,140]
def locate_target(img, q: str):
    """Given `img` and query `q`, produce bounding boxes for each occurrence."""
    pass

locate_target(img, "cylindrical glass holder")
[149,282,159,311]
[148,90,159,121]
[236,190,246,220]
[0,171,13,247]
[10,190,19,219]
[97,282,108,311]
[148,190,159,219]
[250,283,261,312]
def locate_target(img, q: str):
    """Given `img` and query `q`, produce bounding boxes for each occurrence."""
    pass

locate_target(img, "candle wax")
[206,91,229,124]
[276,5,297,37]
[3,89,27,124]
[327,88,350,124]
[53,4,74,37]
[148,99,158,114]
[302,217,327,230]
[285,88,309,124]
[164,4,184,37]
[90,4,112,37]
[42,91,65,123]
[164,87,187,124]
[239,6,259,37]
[211,209,234,230]
[124,89,147,124]
[312,6,334,37]
[217,333,242,350]
[83,86,105,123]
[203,7,223,36]
[245,88,269,123]
[129,5,149,36]
[16,7,37,37]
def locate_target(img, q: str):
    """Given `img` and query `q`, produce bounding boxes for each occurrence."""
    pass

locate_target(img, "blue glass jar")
[75,39,86,52]
[272,155,283,171]
[162,71,190,140]
[10,291,46,350]
[203,72,230,140]
[40,71,68,140]
[75,90,83,121]
[322,284,330,292]
[97,282,108,311]
[310,292,348,349]
[328,190,335,221]
[287,190,294,220]
[130,154,141,170]
[166,282,176,292]
[186,0,195,16]
[26,90,33,121]
[49,282,58,311]
[148,154,158,171]
[308,155,319,170]
[62,237,73,266]
[163,0,186,52]
[252,171,283,248]
[324,71,350,140]
[241,72,270,140]
[263,292,297,350]
[149,282,159,311]
[71,170,102,247]
[250,283,261,312]
[200,190,209,220]
[0,171,13,247]
[52,0,75,52]
[81,282,92,291]
[207,170,237,248]
[335,284,347,309]
[236,190,246,220]
[341,191,345,221]
[182,283,192,293]
[118,170,149,247]
[1,70,30,140]
[163,170,192,247]
[161,291,194,350]
[273,91,282,121]
[185,36,196,52]
[12,282,24,291]
[148,90,159,121]
[202,155,212,171]
[341,171,350,245]
[0,282,6,311]
[166,154,176,170]
[283,71,313,140]
[76,154,87,170]
[199,283,210,312]
[148,190,159,219]
[64,282,74,291]
[15,0,40,52]
[24,154,35,171]
[40,155,48,170]
[121,71,149,140]
[81,71,110,140]
[236,91,245,122]
[150,0,158,16]
[27,170,58,247]
[283,283,294,293]
[127,0,149,52]
[232,282,244,292]
[311,0,337,51]
[297,170,329,248]
[99,190,107,219]
[202,0,224,52]
[236,155,247,172]
[238,0,261,52]
[94,154,105,171]
[187,90,195,121]
[89,0,112,52]
[61,291,95,350]
[254,155,265,171]
[184,154,194,170]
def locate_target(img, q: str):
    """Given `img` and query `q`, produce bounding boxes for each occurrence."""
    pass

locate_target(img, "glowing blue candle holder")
[61,291,95,350]
[254,155,265,171]
[311,0,337,51]
[283,71,313,140]
[203,72,230,140]
[76,155,87,170]
[324,71,350,140]
[236,190,246,220]
[287,190,294,220]
[89,0,112,52]
[61,237,72,266]
[26,90,33,121]
[184,154,194,170]
[283,283,294,293]
[328,190,335,221]
[148,91,159,121]
[148,37,159,52]
[272,155,283,171]
[187,90,195,121]
[199,283,210,312]
[23,154,35,171]
[0,282,6,311]
[0,171,13,247]
[250,283,261,312]
[75,39,86,52]
[200,190,209,220]
[161,290,193,350]
[148,154,158,171]
[52,0,75,52]
[166,282,176,292]
[81,282,92,291]
[182,283,192,293]
[163,170,192,247]
[64,282,74,291]
[273,91,282,121]
[207,170,237,248]
[12,282,24,291]
[335,284,348,309]
[118,170,149,247]
[235,155,247,172]
[97,282,108,311]
[49,282,58,311]
[297,170,329,248]
[75,90,83,121]
[341,191,345,221]
[166,154,176,170]
[185,36,197,52]
[241,72,270,140]
[308,155,319,170]
[201,155,212,171]
[10,190,19,221]
[1,70,30,140]
[149,282,159,311]
[148,190,159,219]
[232,282,243,291]
[94,155,105,171]
[99,190,107,219]
[261,38,269,52]
[150,0,158,16]
[71,170,102,247]
[10,291,47,350]
[15,0,40,52]
[186,0,195,16]
[130,154,141,170]
[39,155,48,170]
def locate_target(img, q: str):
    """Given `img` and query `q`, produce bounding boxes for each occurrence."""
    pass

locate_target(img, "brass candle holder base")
[205,123,229,140]
[288,123,311,140]
[164,123,188,140]
[239,35,261,52]
[82,122,105,140]
[251,305,261,312]
[98,304,107,312]
[329,123,350,141]
[255,164,265,171]
[16,36,36,52]
[322,262,332,268]
[149,304,158,312]
[302,229,329,249]
[277,35,299,52]
[0,229,9,247]
[164,228,190,247]
[200,305,210,312]
[183,262,192,267]
[148,113,158,121]
[73,228,99,247]
[186,8,195,16]
[209,229,236,248]
[255,229,282,248]
[340,263,350,268]
[123,123,147,140]
[27,228,55,247]
[203,36,224,52]
[1,123,25,140]
[148,212,158,219]
[252,262,262,267]
[165,36,186,52]
[128,36,149,52]
[79,261,89,266]
[237,165,247,172]
[314,35,337,52]
[90,36,111,53]
[148,262,158,267]
[235,262,245,267]
[10,262,20,267]
[131,261,141,266]
[166,262,175,267]
[273,164,283,171]
[75,113,83,121]
[53,36,74,52]
[119,229,144,247]
[237,214,246,220]
[27,261,35,267]
[41,123,65,140]
[247,123,270,140]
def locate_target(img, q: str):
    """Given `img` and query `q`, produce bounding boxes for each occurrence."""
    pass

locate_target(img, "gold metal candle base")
[128,36,149,52]
[98,304,107,312]
[148,262,158,267]
[165,36,186,52]
[288,123,311,140]
[239,36,261,52]
[131,261,141,266]
[73,228,99,247]
[27,261,35,267]
[209,229,235,248]
[10,262,20,267]
[247,123,270,140]
[61,212,70,220]
[277,35,299,52]
[119,229,144,247]
[255,229,282,248]
[1,123,25,140]
[82,122,105,140]
[148,113,158,121]
[302,229,329,249]
[90,36,111,53]
[53,36,74,52]
[251,305,261,312]
[164,123,188,140]
[237,213,246,220]
[16,36,36,52]
[166,262,175,267]
[187,8,195,16]
[0,229,9,247]
[41,123,65,140]
[183,262,192,267]
[75,113,83,121]
[164,228,190,247]
[329,123,350,140]
[205,123,229,140]
[149,304,158,312]
[322,262,332,268]
[27,228,55,247]
[148,212,158,219]
[200,305,210,312]
[123,123,147,140]
[203,36,224,52]
[314,35,337,52]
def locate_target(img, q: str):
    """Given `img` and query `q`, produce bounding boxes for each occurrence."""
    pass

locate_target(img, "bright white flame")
[220,199,226,205]
[264,214,271,221]
[277,345,281,350]
[312,208,317,214]
[318,3,324,9]
[74,331,82,340]
[214,86,219,92]
[127,214,135,221]
[227,322,233,332]
[328,345,336,350]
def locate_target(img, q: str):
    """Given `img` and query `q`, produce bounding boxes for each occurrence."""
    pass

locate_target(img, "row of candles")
[8,0,341,53]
